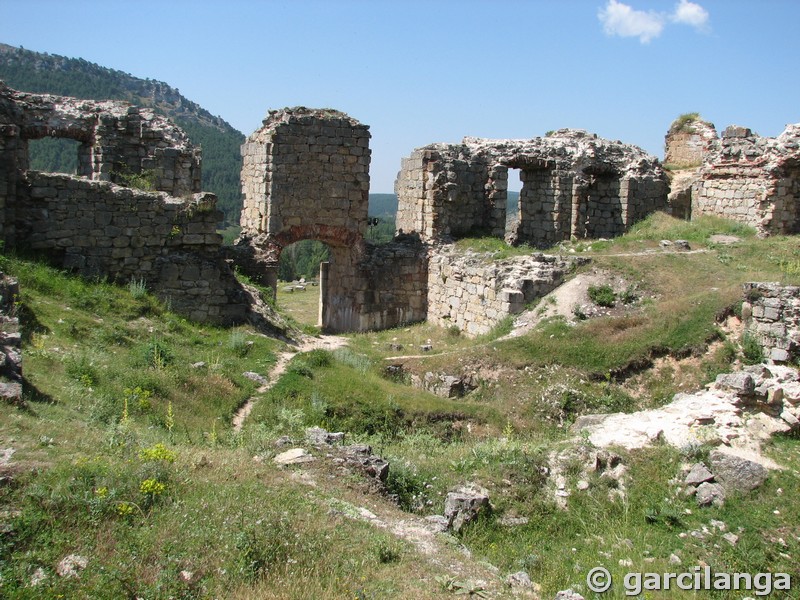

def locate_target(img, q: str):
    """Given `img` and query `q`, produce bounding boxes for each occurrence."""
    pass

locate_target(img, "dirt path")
[231,334,348,432]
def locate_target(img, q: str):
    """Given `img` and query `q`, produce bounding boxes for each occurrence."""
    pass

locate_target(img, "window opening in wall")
[505,168,522,239]
[27,137,80,175]
[367,193,398,244]
[277,240,330,328]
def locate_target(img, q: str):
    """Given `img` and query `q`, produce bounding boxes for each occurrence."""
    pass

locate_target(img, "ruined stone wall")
[238,107,382,333]
[743,282,800,363]
[240,107,370,243]
[395,130,668,248]
[16,172,246,323]
[0,271,22,404]
[692,125,800,235]
[0,82,200,206]
[0,83,250,326]
[349,238,428,331]
[427,248,571,336]
[664,119,718,168]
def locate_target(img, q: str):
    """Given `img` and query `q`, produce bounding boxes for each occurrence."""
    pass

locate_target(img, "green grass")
[2,214,800,598]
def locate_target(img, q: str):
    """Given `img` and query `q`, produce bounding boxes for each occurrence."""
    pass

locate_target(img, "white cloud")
[598,0,710,44]
[598,0,666,43]
[672,0,710,30]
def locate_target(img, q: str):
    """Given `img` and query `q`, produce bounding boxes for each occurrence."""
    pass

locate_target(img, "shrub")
[128,277,147,299]
[228,330,251,357]
[741,332,764,365]
[587,284,616,308]
[140,337,174,369]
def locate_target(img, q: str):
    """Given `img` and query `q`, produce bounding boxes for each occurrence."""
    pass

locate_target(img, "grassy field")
[1,214,800,598]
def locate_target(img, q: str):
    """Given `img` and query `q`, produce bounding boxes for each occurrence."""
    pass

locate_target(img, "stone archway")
[237,107,372,332]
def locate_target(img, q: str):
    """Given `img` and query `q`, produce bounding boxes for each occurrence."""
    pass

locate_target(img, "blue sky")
[4,0,799,192]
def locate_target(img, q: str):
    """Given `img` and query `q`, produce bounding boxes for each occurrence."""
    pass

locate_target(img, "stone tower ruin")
[237,107,427,332]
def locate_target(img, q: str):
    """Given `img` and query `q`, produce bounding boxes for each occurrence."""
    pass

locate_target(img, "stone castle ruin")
[665,117,800,236]
[0,82,249,323]
[235,108,427,332]
[395,131,669,247]
[235,116,668,335]
[4,79,797,338]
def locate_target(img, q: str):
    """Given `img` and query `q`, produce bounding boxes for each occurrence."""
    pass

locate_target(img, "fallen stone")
[781,410,799,427]
[696,482,726,507]
[723,532,739,546]
[709,234,741,245]
[0,382,22,405]
[444,483,490,532]
[507,571,532,588]
[273,448,315,466]
[243,371,268,386]
[305,426,345,446]
[673,239,690,250]
[770,348,791,363]
[709,450,768,493]
[714,372,755,396]
[56,554,88,579]
[685,463,714,486]
[554,590,585,600]
[29,567,47,587]
[424,515,450,532]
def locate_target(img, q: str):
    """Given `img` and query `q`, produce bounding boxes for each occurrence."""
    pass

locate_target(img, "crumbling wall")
[395,130,668,248]
[427,248,571,336]
[0,271,21,404]
[692,124,800,235]
[0,83,249,325]
[238,107,430,333]
[350,237,428,331]
[664,118,718,168]
[742,282,800,363]
[16,172,246,323]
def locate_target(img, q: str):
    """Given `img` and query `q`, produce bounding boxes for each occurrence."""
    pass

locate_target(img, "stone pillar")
[263,264,278,303]
[318,261,329,328]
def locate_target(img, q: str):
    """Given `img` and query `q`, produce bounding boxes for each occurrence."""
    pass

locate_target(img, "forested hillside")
[0,43,244,226]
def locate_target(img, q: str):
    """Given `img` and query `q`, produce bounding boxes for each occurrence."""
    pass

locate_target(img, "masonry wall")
[350,238,428,331]
[742,282,800,363]
[240,108,371,241]
[664,120,718,168]
[427,248,571,336]
[395,132,668,248]
[692,125,800,235]
[15,172,247,323]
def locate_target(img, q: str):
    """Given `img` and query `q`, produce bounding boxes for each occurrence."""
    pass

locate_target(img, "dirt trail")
[231,334,348,431]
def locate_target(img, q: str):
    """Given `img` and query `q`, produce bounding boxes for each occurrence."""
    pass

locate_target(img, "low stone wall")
[742,282,800,363]
[0,271,21,404]
[15,172,247,324]
[351,237,428,331]
[427,248,571,336]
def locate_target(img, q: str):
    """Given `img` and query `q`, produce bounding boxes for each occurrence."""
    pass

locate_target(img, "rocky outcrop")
[572,364,800,464]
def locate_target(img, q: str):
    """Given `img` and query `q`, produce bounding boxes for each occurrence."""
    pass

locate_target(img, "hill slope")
[0,43,244,226]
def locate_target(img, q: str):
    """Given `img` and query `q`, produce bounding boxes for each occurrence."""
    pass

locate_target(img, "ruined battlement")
[395,131,668,247]
[691,123,800,235]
